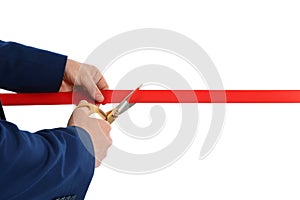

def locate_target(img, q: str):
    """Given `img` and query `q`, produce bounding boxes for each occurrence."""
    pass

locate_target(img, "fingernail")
[79,100,88,103]
[96,94,104,102]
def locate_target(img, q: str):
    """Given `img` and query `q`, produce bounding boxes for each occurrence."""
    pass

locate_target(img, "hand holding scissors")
[76,84,143,124]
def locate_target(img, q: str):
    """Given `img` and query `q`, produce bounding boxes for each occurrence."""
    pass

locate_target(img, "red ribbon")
[1,90,300,105]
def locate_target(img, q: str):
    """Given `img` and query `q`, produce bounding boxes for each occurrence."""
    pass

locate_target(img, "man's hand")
[60,59,109,102]
[68,100,112,167]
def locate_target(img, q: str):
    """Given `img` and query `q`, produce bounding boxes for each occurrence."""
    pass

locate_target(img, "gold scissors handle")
[76,101,117,124]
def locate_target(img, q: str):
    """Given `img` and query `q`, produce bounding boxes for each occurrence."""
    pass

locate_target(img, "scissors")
[77,84,143,124]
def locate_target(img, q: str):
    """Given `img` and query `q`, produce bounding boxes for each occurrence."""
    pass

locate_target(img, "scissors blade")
[115,84,143,115]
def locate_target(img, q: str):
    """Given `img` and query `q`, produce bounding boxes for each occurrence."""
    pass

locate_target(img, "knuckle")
[107,138,112,146]
[95,159,101,168]
[99,120,111,132]
[98,152,106,161]
[106,124,112,132]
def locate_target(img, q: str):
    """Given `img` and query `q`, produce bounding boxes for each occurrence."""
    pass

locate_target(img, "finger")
[75,100,90,112]
[68,100,89,126]
[96,76,109,105]
[83,76,104,102]
[98,119,112,133]
[97,76,109,90]
[98,120,112,141]
[95,160,101,168]
[77,99,88,106]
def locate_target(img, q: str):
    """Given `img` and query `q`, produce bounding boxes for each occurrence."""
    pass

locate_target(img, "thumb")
[73,100,91,117]
[68,100,90,126]
[82,77,104,102]
[76,100,90,112]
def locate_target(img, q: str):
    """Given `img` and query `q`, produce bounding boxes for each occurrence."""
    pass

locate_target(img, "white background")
[1,0,300,199]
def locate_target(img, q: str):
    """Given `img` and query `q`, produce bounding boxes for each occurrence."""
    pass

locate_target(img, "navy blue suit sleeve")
[0,121,95,200]
[0,40,66,92]
[0,40,96,199]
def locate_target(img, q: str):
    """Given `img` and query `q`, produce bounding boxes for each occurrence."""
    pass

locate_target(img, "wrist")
[65,59,80,84]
